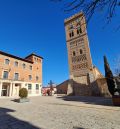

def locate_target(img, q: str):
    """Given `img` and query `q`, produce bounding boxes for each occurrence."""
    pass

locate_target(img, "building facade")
[64,12,93,79]
[0,51,43,97]
[63,12,110,96]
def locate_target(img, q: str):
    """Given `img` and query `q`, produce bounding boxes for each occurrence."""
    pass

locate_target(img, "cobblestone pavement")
[0,96,120,129]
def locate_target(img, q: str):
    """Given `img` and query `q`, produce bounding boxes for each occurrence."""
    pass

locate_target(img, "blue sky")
[0,0,120,86]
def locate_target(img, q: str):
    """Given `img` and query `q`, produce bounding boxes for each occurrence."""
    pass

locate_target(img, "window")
[73,51,76,56]
[36,76,39,81]
[77,27,82,34]
[22,63,26,69]
[34,57,37,63]
[14,73,19,80]
[80,49,83,54]
[34,57,36,61]
[3,71,9,79]
[69,31,74,38]
[29,65,32,70]
[72,31,74,37]
[69,24,74,30]
[36,84,39,90]
[29,75,32,80]
[14,61,18,67]
[76,18,80,23]
[28,84,32,90]
[5,59,10,65]
[39,59,41,63]
[69,33,72,38]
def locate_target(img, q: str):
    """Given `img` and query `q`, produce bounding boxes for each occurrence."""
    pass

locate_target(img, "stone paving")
[0,96,120,129]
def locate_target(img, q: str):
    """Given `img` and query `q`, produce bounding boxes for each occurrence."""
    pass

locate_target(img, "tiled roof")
[25,53,43,59]
[0,50,33,63]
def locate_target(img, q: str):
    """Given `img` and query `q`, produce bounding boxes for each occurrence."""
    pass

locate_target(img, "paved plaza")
[0,96,120,129]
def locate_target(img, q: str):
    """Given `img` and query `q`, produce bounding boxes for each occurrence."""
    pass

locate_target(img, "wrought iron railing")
[0,78,24,82]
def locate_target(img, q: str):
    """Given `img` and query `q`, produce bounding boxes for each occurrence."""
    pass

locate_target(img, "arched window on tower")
[69,33,72,38]
[69,24,74,29]
[72,31,74,37]
[73,51,76,56]
[80,49,83,55]
[69,31,74,38]
[77,27,82,34]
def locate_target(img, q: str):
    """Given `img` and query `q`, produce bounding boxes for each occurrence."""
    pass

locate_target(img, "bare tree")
[51,0,120,24]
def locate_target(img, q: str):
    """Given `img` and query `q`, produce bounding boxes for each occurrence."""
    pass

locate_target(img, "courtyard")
[0,96,120,129]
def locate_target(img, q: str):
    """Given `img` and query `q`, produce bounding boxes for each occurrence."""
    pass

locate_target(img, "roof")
[25,53,43,59]
[0,50,33,63]
[57,79,69,87]
[64,11,84,25]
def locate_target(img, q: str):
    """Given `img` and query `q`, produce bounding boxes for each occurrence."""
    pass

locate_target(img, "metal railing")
[0,78,24,82]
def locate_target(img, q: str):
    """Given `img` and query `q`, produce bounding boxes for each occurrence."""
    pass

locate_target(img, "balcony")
[0,77,24,82]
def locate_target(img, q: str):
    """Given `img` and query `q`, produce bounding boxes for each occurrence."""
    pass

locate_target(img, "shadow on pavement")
[57,96,113,106]
[73,127,86,129]
[0,107,42,129]
[11,99,19,103]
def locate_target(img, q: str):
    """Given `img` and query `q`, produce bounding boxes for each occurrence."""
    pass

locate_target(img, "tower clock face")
[65,13,93,76]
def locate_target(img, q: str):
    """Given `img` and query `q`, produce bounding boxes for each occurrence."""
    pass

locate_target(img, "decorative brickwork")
[64,12,93,77]
[62,12,110,97]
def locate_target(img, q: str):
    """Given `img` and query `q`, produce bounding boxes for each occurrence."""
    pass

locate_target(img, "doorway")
[1,84,10,96]
[13,84,21,97]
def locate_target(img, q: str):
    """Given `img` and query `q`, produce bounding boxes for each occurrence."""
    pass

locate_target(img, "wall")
[0,54,42,84]
[64,12,93,77]
[57,80,69,94]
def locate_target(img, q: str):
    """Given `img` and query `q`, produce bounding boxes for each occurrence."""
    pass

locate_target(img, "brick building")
[0,51,43,97]
[57,12,110,97]
[65,12,93,78]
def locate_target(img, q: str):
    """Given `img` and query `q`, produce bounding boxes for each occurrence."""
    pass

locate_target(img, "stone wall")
[73,75,89,85]
[73,78,111,97]
[56,77,111,97]
[95,78,111,97]
[57,80,69,94]
[73,82,92,96]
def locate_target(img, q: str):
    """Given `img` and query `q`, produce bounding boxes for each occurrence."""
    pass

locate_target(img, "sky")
[0,0,120,86]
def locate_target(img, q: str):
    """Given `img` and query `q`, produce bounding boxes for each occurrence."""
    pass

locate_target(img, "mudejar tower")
[64,12,94,86]
[57,12,110,97]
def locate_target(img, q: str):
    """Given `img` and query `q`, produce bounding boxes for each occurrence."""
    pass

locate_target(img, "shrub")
[19,88,28,98]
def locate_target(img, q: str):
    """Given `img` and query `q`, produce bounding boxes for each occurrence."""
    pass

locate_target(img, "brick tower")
[57,12,110,97]
[57,12,109,96]
[65,12,93,78]
[64,12,96,95]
